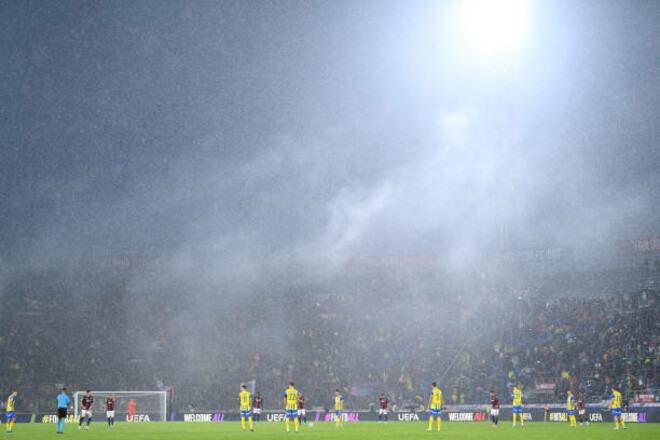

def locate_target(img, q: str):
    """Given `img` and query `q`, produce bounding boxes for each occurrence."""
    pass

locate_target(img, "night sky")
[1,0,659,276]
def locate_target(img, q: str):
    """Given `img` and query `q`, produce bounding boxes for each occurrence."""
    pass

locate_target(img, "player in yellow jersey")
[609,385,626,430]
[511,386,524,427]
[283,382,300,433]
[427,382,442,431]
[334,390,344,428]
[566,390,577,427]
[239,384,254,432]
[5,390,17,433]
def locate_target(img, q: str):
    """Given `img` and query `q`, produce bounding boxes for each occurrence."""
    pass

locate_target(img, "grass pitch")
[10,421,659,439]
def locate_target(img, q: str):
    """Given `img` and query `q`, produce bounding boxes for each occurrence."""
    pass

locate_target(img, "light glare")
[462,0,530,55]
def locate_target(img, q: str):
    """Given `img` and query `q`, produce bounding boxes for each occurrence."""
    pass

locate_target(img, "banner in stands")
[345,254,437,272]
[82,254,155,271]
[496,248,570,264]
[634,394,656,404]
[616,237,660,256]
[535,383,556,391]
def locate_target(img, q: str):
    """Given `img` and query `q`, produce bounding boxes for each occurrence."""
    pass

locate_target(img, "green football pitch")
[9,421,659,439]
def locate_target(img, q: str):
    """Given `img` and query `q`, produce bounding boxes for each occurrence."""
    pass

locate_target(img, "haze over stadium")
[0,0,658,434]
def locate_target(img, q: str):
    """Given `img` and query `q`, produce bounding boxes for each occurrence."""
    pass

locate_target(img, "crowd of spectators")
[1,261,658,413]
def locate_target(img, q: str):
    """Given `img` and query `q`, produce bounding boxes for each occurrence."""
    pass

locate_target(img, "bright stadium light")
[461,0,530,56]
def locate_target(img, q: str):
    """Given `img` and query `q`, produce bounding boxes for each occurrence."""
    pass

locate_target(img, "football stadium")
[1,0,658,439]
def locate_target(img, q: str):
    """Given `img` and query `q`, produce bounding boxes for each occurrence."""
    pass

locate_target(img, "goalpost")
[73,391,167,422]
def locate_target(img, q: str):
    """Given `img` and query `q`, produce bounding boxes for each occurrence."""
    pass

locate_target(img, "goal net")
[73,391,167,422]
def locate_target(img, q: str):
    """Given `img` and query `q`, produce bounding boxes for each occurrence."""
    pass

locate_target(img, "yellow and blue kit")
[567,395,576,416]
[334,394,344,416]
[511,388,523,413]
[610,390,622,416]
[285,388,299,419]
[239,390,252,418]
[6,395,15,419]
[429,388,442,417]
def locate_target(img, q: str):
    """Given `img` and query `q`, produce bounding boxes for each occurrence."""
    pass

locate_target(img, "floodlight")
[461,0,530,55]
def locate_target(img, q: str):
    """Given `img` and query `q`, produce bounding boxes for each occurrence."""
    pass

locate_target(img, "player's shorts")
[567,410,575,416]
[6,411,15,419]
[491,409,499,417]
[335,410,342,417]
[107,411,115,418]
[513,405,522,414]
[429,407,442,417]
[81,410,92,418]
[58,408,68,419]
[379,408,388,415]
[286,410,298,419]
[298,409,306,417]
[579,409,585,415]
[612,408,622,416]
[240,410,252,418]
[253,408,262,414]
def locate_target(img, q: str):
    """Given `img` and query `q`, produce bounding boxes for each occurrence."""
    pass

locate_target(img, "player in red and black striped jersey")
[252,394,263,425]
[297,394,307,424]
[489,391,500,427]
[378,394,389,423]
[105,394,116,428]
[577,392,588,426]
[79,390,94,430]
